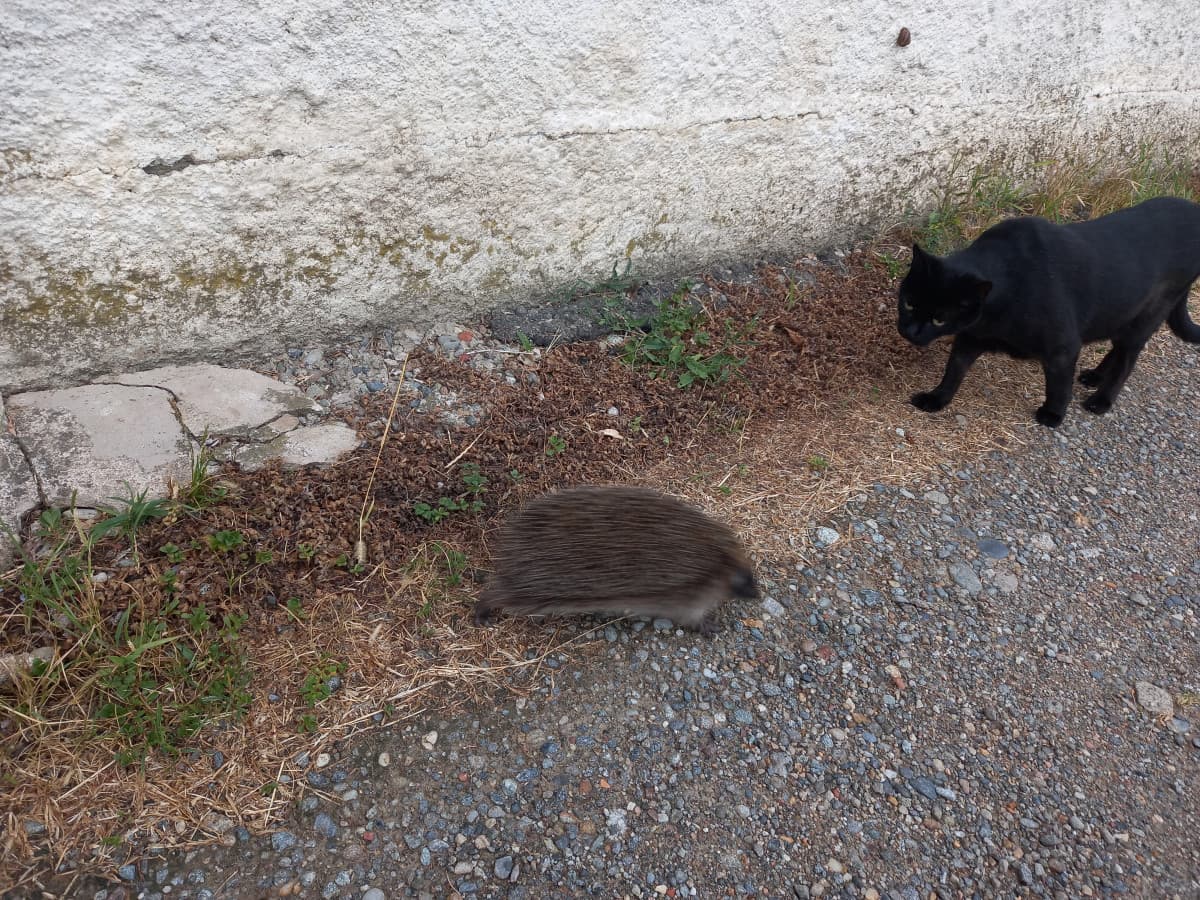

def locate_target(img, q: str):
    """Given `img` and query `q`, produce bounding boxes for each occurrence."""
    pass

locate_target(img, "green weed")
[620,289,753,388]
[206,529,244,554]
[93,605,251,764]
[181,437,228,511]
[554,258,639,309]
[300,655,347,706]
[412,463,488,525]
[89,485,170,562]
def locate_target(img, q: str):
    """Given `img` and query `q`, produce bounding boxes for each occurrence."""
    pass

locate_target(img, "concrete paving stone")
[106,364,315,436]
[226,423,361,472]
[8,384,194,509]
[1,396,40,567]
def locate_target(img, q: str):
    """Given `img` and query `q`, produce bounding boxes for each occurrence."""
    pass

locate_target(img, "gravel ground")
[65,336,1200,900]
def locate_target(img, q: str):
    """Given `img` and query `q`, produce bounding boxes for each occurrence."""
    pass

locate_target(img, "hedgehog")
[473,485,759,634]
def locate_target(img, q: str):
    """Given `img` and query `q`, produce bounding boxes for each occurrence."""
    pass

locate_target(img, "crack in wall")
[142,148,292,177]
[518,110,827,142]
[3,149,299,185]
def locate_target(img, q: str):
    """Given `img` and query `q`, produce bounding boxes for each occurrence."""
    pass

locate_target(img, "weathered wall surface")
[2,1,1198,391]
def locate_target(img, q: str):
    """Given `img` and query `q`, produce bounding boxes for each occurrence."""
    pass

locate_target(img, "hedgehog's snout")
[731,568,759,599]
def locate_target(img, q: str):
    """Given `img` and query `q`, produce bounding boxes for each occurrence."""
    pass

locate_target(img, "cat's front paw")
[911,391,950,413]
[1082,393,1113,415]
[1035,405,1065,428]
[1078,368,1103,387]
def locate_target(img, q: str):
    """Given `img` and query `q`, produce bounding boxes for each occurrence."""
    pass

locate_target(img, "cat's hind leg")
[1079,346,1119,387]
[1166,285,1200,343]
[1083,339,1147,415]
[911,335,984,413]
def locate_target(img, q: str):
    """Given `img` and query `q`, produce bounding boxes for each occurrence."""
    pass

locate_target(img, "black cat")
[897,196,1200,427]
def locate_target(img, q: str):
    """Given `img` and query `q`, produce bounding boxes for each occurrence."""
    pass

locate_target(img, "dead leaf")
[773,322,807,350]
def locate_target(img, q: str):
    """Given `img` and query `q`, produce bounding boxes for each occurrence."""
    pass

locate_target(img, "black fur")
[898,197,1200,427]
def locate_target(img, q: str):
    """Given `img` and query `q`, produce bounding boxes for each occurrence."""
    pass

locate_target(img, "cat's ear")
[910,243,928,266]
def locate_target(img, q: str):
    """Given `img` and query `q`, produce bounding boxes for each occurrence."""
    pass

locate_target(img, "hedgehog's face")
[730,567,759,599]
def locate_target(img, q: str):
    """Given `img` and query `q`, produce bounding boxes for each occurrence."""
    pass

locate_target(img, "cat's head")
[897,244,992,346]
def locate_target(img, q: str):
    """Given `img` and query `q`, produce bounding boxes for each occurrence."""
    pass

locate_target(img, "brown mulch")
[0,243,1092,888]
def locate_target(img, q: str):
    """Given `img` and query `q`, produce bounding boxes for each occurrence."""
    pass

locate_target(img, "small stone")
[118,864,138,881]
[762,597,786,618]
[362,890,386,900]
[315,753,331,768]
[652,618,674,632]
[1134,681,1174,716]
[924,490,949,506]
[911,777,938,801]
[977,538,1008,559]
[1129,593,1151,607]
[605,808,628,835]
[948,563,982,594]
[377,751,391,767]
[422,730,439,751]
[1031,533,1055,551]
[606,406,619,416]
[494,856,515,880]
[271,831,297,852]
[825,858,845,873]
[313,813,337,838]
[992,572,1019,593]
[815,527,840,545]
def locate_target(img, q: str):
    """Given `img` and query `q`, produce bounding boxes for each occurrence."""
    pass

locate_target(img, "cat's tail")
[1167,293,1200,343]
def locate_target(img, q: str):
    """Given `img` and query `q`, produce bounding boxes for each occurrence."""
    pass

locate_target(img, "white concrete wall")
[2,0,1199,391]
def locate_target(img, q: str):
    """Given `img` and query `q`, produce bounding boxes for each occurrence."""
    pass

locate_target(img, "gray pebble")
[948,563,982,594]
[313,812,337,838]
[270,831,297,852]
[977,538,1008,559]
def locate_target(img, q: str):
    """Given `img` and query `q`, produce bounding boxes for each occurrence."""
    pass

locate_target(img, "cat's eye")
[932,318,945,326]
[902,301,912,312]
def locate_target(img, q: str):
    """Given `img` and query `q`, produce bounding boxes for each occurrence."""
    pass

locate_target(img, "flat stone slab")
[1,395,40,567]
[8,384,194,508]
[226,423,361,472]
[106,364,316,436]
